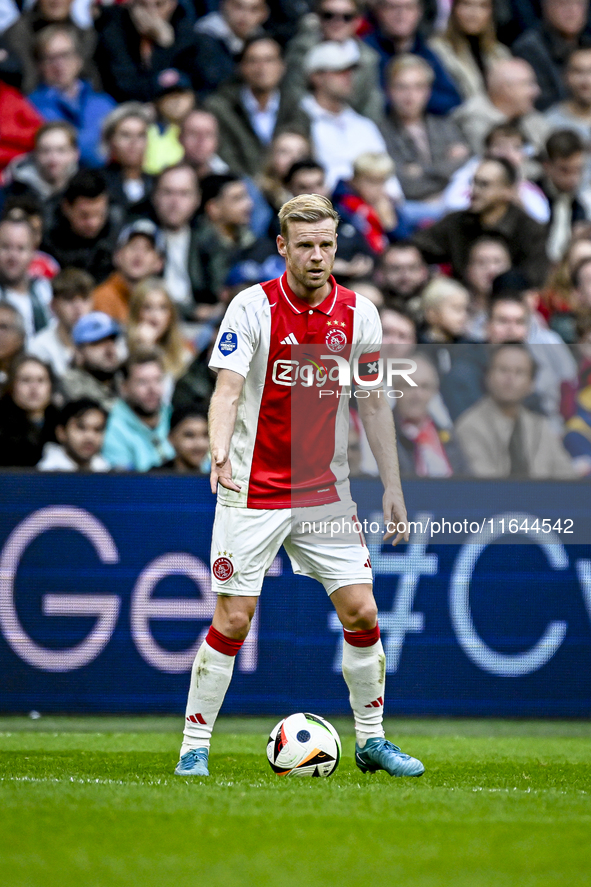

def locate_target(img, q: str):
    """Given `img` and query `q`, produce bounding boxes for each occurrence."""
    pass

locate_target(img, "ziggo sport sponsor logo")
[271,356,417,395]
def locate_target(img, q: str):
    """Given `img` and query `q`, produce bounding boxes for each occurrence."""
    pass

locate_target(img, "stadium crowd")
[0,0,591,478]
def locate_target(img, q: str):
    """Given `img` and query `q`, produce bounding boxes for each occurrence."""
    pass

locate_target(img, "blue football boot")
[174,747,209,776]
[355,738,425,777]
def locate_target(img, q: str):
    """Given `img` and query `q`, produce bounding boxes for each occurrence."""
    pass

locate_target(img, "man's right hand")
[210,449,242,494]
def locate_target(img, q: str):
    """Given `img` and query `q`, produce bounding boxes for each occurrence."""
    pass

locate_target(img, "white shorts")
[210,499,373,596]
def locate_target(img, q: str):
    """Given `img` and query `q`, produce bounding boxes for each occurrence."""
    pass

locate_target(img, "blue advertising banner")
[0,474,590,717]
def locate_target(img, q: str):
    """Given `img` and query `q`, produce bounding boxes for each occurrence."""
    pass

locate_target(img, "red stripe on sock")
[343,625,380,647]
[206,625,244,657]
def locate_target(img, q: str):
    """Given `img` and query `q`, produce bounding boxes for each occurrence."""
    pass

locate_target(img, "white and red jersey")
[210,273,381,509]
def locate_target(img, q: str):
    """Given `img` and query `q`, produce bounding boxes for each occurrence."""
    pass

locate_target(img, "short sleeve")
[352,297,383,388]
[209,293,260,377]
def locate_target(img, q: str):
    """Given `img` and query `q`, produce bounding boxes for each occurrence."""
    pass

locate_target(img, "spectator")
[0,216,50,340]
[127,277,192,381]
[380,53,469,203]
[375,241,429,309]
[1,122,79,210]
[29,26,116,169]
[3,0,98,96]
[179,109,230,180]
[284,158,329,198]
[419,275,470,342]
[194,173,257,308]
[363,0,462,114]
[29,266,93,377]
[539,233,591,340]
[151,163,203,319]
[37,396,110,471]
[101,103,154,215]
[205,36,310,179]
[571,255,591,312]
[513,0,591,111]
[92,220,164,325]
[545,46,591,148]
[1,195,60,283]
[301,40,390,190]
[42,169,121,283]
[332,152,402,254]
[102,351,174,471]
[61,311,122,410]
[429,0,511,101]
[394,353,467,476]
[283,0,384,123]
[539,129,590,261]
[0,301,25,392]
[193,0,269,95]
[443,121,551,221]
[94,0,200,103]
[380,304,417,347]
[144,68,195,175]
[0,77,43,172]
[0,355,59,466]
[413,157,550,286]
[563,309,591,473]
[257,130,312,215]
[452,58,550,158]
[455,343,576,476]
[463,234,512,339]
[353,280,384,307]
[153,405,209,472]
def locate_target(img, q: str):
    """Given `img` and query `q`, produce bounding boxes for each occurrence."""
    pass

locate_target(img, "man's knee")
[213,596,257,640]
[340,599,378,632]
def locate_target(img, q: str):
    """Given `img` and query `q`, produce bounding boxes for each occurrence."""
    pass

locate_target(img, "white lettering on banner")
[329,513,436,672]
[450,513,569,677]
[0,506,120,672]
[575,560,591,622]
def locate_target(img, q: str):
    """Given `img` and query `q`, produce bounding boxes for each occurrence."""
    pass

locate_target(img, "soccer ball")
[266,712,341,777]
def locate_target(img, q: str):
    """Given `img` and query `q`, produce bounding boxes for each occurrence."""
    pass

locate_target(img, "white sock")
[341,627,386,748]
[180,626,242,756]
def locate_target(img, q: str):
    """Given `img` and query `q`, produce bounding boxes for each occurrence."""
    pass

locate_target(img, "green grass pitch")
[1,716,590,887]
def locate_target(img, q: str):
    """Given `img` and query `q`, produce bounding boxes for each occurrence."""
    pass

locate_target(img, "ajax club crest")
[325,327,347,353]
[213,554,234,581]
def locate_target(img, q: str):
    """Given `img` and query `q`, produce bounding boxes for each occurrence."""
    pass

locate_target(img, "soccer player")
[175,194,424,779]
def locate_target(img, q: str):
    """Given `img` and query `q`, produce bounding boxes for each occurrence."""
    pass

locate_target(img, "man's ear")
[56,424,66,445]
[276,234,287,258]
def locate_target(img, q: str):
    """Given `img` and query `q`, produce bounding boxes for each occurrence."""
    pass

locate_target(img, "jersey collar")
[279,272,339,315]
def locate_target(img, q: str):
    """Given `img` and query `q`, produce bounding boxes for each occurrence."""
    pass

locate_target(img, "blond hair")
[353,152,395,179]
[128,278,190,379]
[278,194,339,239]
[386,53,435,87]
[421,276,469,313]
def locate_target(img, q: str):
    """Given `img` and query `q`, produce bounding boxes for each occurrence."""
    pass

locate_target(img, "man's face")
[0,222,34,285]
[487,301,528,343]
[35,129,78,185]
[396,358,438,423]
[277,219,338,292]
[388,67,431,120]
[0,308,24,362]
[38,0,74,21]
[115,235,163,284]
[486,347,533,406]
[319,0,360,42]
[63,194,109,240]
[488,134,525,171]
[544,0,588,39]
[352,173,389,207]
[380,246,428,297]
[213,181,253,227]
[500,63,539,116]
[465,241,511,295]
[575,261,591,307]
[58,409,106,464]
[124,361,164,416]
[52,294,92,331]
[222,0,268,39]
[289,169,328,197]
[240,40,284,93]
[39,32,82,91]
[180,112,219,166]
[79,336,120,374]
[13,361,52,413]
[470,161,511,214]
[428,291,468,338]
[169,416,209,469]
[375,0,421,40]
[544,152,585,194]
[381,308,416,345]
[109,116,147,168]
[133,0,176,21]
[312,67,355,103]
[566,50,591,106]
[154,168,200,230]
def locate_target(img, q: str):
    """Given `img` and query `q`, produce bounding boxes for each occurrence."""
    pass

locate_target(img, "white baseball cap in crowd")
[304,39,361,75]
